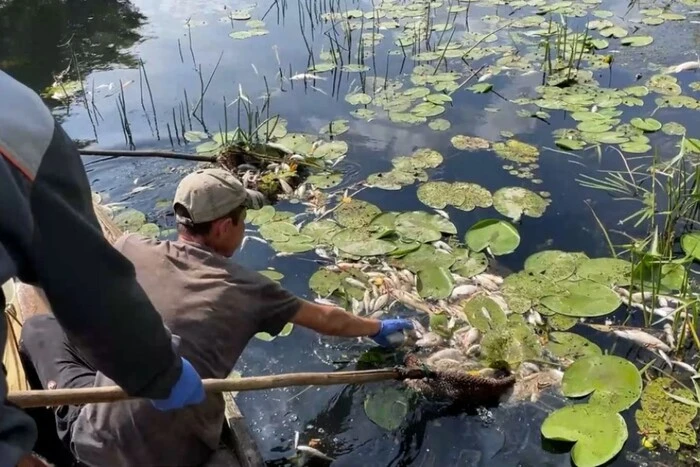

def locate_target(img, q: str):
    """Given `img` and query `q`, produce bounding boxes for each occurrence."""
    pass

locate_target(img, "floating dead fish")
[631,291,654,303]
[296,445,334,462]
[415,331,445,348]
[433,209,450,220]
[519,362,540,377]
[527,310,543,326]
[240,236,267,250]
[289,154,305,162]
[461,327,480,348]
[314,298,337,306]
[465,344,481,357]
[295,183,307,198]
[615,287,630,299]
[657,349,673,369]
[290,73,327,81]
[344,277,367,290]
[351,298,364,315]
[314,248,332,260]
[473,274,499,291]
[663,323,676,348]
[426,348,465,365]
[505,369,563,403]
[652,306,676,319]
[672,360,698,375]
[450,284,478,300]
[432,240,452,252]
[363,289,372,313]
[372,294,390,311]
[666,60,700,74]
[613,329,671,352]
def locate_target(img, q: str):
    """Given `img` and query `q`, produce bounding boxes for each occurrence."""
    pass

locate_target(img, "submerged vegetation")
[57,0,700,463]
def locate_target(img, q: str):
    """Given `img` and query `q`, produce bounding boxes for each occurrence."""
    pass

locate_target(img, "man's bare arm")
[291,299,381,337]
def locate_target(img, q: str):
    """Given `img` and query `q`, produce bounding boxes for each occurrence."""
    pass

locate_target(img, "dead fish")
[653,306,676,319]
[294,183,307,198]
[398,269,415,286]
[527,310,544,326]
[666,60,700,74]
[478,273,503,285]
[473,274,499,291]
[432,240,452,252]
[465,344,481,357]
[505,369,563,403]
[615,287,630,299]
[450,284,478,300]
[613,329,671,352]
[631,291,654,303]
[240,236,267,250]
[363,289,372,313]
[314,298,337,306]
[289,154,306,162]
[461,327,480,348]
[314,248,332,260]
[519,361,540,377]
[663,323,676,348]
[415,332,445,348]
[351,298,364,315]
[372,294,390,311]
[290,73,327,81]
[671,360,698,375]
[426,348,465,365]
[296,445,334,462]
[344,277,367,290]
[657,349,674,369]
[433,209,450,220]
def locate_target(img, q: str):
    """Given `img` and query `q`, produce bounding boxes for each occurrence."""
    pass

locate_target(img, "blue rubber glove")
[150,357,205,411]
[371,319,414,348]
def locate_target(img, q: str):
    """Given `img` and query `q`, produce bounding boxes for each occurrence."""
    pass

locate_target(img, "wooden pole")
[79,149,217,163]
[8,368,426,408]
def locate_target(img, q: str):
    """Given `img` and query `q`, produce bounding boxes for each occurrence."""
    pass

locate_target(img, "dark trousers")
[19,315,97,450]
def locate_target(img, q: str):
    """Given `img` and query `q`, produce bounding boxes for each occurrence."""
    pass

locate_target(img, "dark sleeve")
[0,71,180,399]
[244,271,301,335]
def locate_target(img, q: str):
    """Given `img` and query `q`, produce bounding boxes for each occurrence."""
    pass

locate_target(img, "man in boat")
[0,70,206,466]
[19,168,414,466]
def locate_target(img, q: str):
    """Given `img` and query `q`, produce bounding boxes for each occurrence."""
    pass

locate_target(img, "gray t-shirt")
[71,234,301,466]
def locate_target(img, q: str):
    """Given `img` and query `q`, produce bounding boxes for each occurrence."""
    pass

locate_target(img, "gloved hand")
[371,319,414,347]
[150,357,205,411]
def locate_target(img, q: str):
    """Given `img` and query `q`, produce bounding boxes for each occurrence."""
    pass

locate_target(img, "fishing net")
[401,353,515,406]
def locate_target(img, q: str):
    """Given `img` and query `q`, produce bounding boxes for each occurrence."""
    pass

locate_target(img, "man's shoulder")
[114,233,157,253]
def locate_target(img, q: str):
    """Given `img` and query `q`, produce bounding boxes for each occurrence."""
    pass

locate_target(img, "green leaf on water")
[481,315,541,366]
[630,117,662,132]
[426,93,452,105]
[428,118,451,131]
[306,171,343,189]
[196,141,221,154]
[301,220,342,244]
[562,354,642,411]
[661,122,686,136]
[619,141,651,153]
[492,187,549,222]
[389,112,427,124]
[417,266,455,299]
[599,25,628,38]
[451,249,488,278]
[395,211,457,243]
[309,269,344,296]
[396,244,455,272]
[137,223,160,239]
[229,29,269,39]
[576,257,631,286]
[451,135,491,150]
[620,36,654,47]
[469,83,493,94]
[681,232,700,260]
[350,108,376,120]
[546,331,602,360]
[259,222,298,242]
[462,295,507,332]
[258,269,284,281]
[589,38,609,49]
[364,387,409,431]
[453,183,493,211]
[342,64,370,72]
[332,229,397,256]
[310,62,337,73]
[411,102,446,117]
[312,140,349,160]
[524,250,577,281]
[416,181,464,209]
[184,130,208,142]
[555,139,585,150]
[345,93,373,105]
[319,119,350,136]
[114,208,146,232]
[334,199,381,228]
[541,404,628,467]
[493,139,540,164]
[246,205,276,226]
[465,219,520,256]
[411,148,444,168]
[541,280,621,317]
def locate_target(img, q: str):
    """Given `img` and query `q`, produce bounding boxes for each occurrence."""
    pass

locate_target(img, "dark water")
[3,0,698,465]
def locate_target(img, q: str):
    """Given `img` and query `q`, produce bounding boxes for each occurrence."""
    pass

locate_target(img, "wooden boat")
[2,203,264,467]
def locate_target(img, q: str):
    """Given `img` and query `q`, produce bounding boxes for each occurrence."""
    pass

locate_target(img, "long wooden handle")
[8,368,425,408]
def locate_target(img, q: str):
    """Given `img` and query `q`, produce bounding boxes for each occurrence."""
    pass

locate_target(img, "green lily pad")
[137,223,160,239]
[310,62,337,73]
[411,102,446,117]
[312,141,349,160]
[576,257,631,286]
[524,250,577,281]
[619,141,651,154]
[469,83,493,94]
[620,36,653,47]
[196,141,221,154]
[307,172,343,189]
[259,222,299,242]
[416,182,463,209]
[271,236,315,253]
[541,404,628,467]
[114,208,146,231]
[577,121,613,133]
[555,139,585,150]
[563,355,642,411]
[258,270,284,281]
[546,331,602,360]
[229,29,269,39]
[254,322,294,341]
[599,25,628,38]
[590,38,609,49]
[453,183,493,211]
[319,119,350,136]
[345,93,372,105]
[309,269,344,296]
[342,64,370,73]
[411,148,444,168]
[541,280,621,317]
[548,313,578,330]
[368,212,397,235]
[630,117,662,132]
[334,199,381,228]
[634,377,698,450]
[184,130,208,142]
[395,211,457,243]
[465,219,520,256]
[681,232,700,260]
[397,244,455,272]
[492,187,549,222]
[493,139,540,164]
[452,250,488,278]
[403,87,431,98]
[389,112,427,124]
[301,220,342,244]
[661,122,686,136]
[364,387,409,431]
[417,266,455,299]
[481,315,541,366]
[463,295,507,332]
[451,135,491,151]
[246,205,276,226]
[229,10,252,20]
[350,108,376,120]
[428,118,451,131]
[332,229,397,256]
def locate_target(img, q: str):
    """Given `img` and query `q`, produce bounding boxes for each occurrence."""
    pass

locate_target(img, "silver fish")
[314,248,332,259]
[432,240,452,252]
[613,329,671,352]
[663,323,676,348]
[351,298,364,315]
[461,327,480,348]
[666,60,700,74]
[372,294,390,311]
[527,310,543,326]
[363,289,372,314]
[415,332,444,348]
[631,291,654,303]
[290,73,328,81]
[465,344,481,357]
[278,178,294,194]
[473,274,499,291]
[314,298,337,306]
[671,360,698,375]
[344,277,367,290]
[450,284,478,300]
[296,445,334,462]
[433,209,450,220]
[289,154,306,161]
[426,348,464,365]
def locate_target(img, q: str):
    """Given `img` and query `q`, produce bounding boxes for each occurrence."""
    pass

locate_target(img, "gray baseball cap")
[173,168,266,225]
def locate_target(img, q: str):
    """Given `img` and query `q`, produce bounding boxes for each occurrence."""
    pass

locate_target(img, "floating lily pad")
[620,142,651,153]
[599,25,628,38]
[259,270,284,281]
[576,257,631,286]
[416,182,462,209]
[307,172,343,189]
[114,208,146,231]
[634,377,698,451]
[246,205,276,226]
[310,62,337,73]
[411,148,444,168]
[463,295,507,332]
[334,199,381,228]
[309,269,344,296]
[426,94,452,105]
[184,130,208,142]
[345,93,372,105]
[481,315,541,366]
[417,266,455,299]
[452,250,488,277]
[546,331,602,360]
[562,355,642,411]
[555,139,586,150]
[137,223,160,239]
[395,211,457,243]
[524,250,577,281]
[196,141,221,154]
[620,36,653,47]
[301,220,342,244]
[469,83,493,94]
[259,222,298,242]
[541,404,628,467]
[681,232,700,260]
[342,64,370,73]
[313,140,349,160]
[229,10,252,20]
[320,119,350,136]
[493,139,539,164]
[661,122,685,136]
[428,118,451,131]
[229,29,269,39]
[332,229,397,256]
[630,117,661,132]
[412,102,446,117]
[350,108,376,120]
[451,135,491,150]
[397,244,455,272]
[453,183,493,211]
[364,387,409,431]
[465,219,520,256]
[389,112,427,124]
[493,187,549,222]
[541,280,621,317]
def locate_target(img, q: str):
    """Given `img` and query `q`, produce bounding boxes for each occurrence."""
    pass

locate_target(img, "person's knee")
[19,315,59,354]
